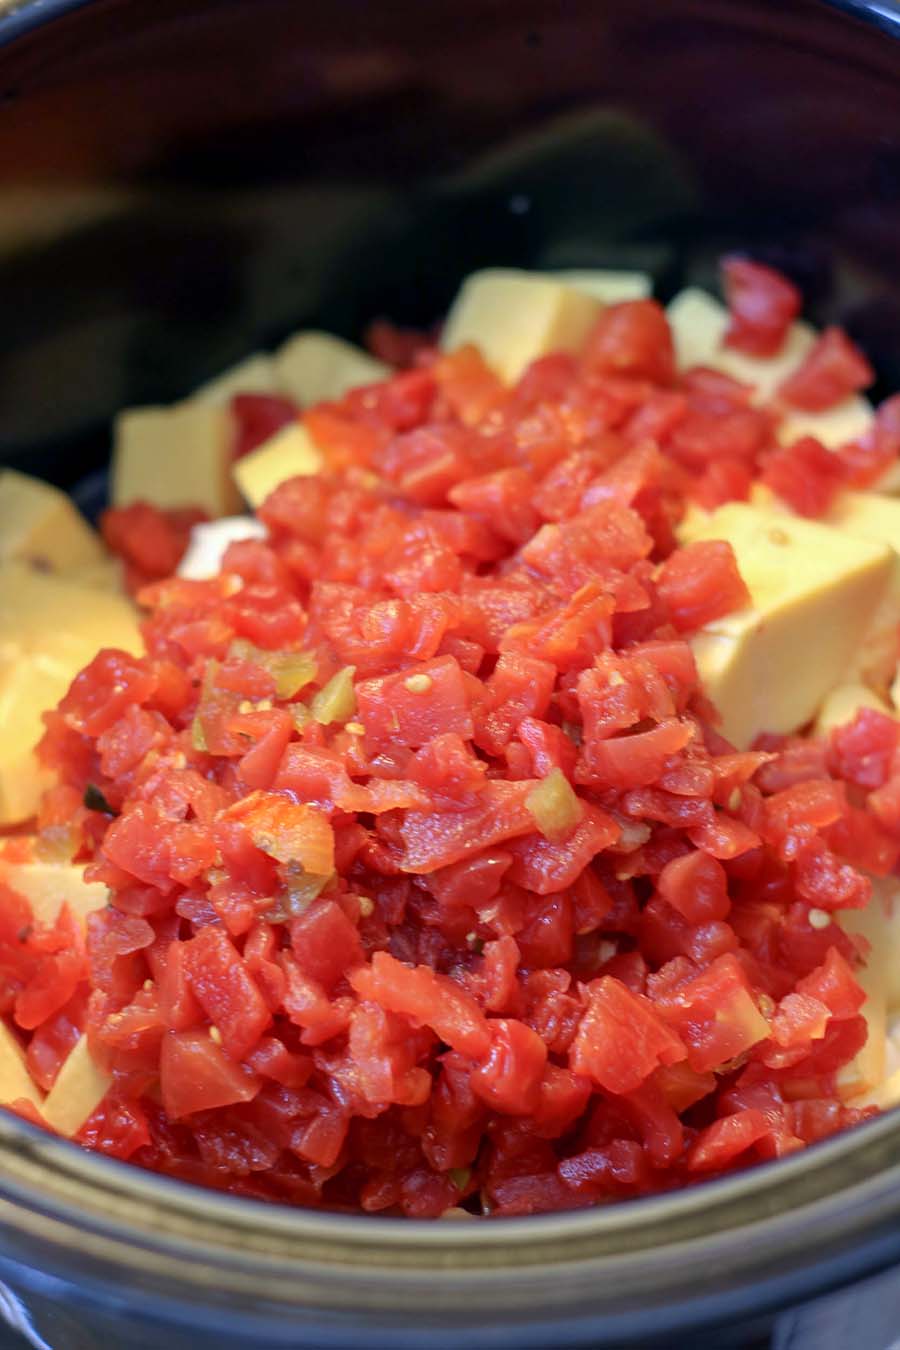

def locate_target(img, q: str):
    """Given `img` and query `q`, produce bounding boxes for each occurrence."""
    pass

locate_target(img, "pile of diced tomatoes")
[9,257,900,1217]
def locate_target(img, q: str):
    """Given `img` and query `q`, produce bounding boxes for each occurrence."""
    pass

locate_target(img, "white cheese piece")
[191,353,280,405]
[178,516,267,580]
[113,400,240,518]
[665,287,873,449]
[687,503,895,748]
[273,332,388,407]
[0,861,107,927]
[41,1035,111,1138]
[233,422,323,510]
[0,1021,43,1111]
[549,268,652,303]
[441,268,601,383]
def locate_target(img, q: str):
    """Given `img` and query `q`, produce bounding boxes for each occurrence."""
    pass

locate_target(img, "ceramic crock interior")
[0,0,899,1342]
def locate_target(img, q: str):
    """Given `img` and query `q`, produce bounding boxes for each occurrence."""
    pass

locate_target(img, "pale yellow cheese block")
[814,682,893,737]
[837,894,889,1100]
[112,400,240,517]
[273,332,388,406]
[550,268,652,303]
[192,352,279,405]
[824,492,900,690]
[233,422,323,509]
[665,287,873,450]
[441,269,602,383]
[0,563,141,825]
[41,1035,111,1138]
[0,469,105,573]
[68,555,126,595]
[687,503,894,748]
[857,1066,900,1110]
[0,860,107,927]
[0,1021,43,1111]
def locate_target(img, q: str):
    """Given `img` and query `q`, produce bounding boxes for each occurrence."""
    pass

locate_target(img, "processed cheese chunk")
[687,503,894,748]
[233,422,323,510]
[191,352,279,405]
[273,332,387,406]
[441,269,601,383]
[550,268,652,303]
[825,492,900,691]
[41,1035,111,1138]
[0,564,141,825]
[112,400,240,518]
[814,683,894,737]
[837,894,889,1100]
[0,468,105,573]
[666,287,873,450]
[0,1021,43,1111]
[0,860,108,927]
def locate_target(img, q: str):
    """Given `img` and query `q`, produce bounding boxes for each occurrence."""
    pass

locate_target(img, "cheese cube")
[0,1021,43,1111]
[441,269,601,383]
[778,398,873,452]
[178,516,267,580]
[875,884,900,1014]
[0,469,105,573]
[68,556,126,595]
[666,288,873,449]
[837,896,888,1100]
[814,683,893,737]
[41,1035,111,1137]
[0,564,141,825]
[273,332,388,406]
[192,352,279,405]
[687,503,894,747]
[233,423,323,510]
[550,268,652,303]
[0,860,107,927]
[825,492,900,690]
[112,401,240,517]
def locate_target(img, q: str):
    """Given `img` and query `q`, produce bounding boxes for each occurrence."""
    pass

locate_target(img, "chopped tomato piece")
[778,327,874,411]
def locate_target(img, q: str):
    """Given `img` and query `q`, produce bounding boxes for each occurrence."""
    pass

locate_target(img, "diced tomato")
[721,257,801,357]
[350,952,491,1058]
[471,1018,548,1115]
[231,394,299,459]
[778,327,874,411]
[657,540,750,633]
[657,850,730,923]
[653,954,770,1073]
[356,655,474,752]
[569,977,686,1094]
[19,247,889,1218]
[581,301,676,386]
[182,926,272,1060]
[160,1030,261,1119]
[289,899,363,992]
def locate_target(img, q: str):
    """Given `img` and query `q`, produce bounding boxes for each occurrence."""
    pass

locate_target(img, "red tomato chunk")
[12,255,894,1217]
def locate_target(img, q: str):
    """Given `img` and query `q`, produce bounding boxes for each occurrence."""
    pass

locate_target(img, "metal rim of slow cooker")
[0,0,898,1341]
